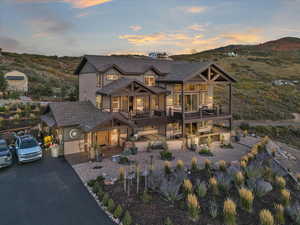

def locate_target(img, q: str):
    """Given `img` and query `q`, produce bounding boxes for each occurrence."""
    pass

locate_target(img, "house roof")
[75,55,236,83]
[96,77,169,96]
[41,101,135,132]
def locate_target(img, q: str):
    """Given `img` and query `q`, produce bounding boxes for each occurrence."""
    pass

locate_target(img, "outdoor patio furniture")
[111,154,121,163]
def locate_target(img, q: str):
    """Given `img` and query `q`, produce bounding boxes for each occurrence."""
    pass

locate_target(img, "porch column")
[181,83,185,137]
[110,95,112,112]
[229,83,233,131]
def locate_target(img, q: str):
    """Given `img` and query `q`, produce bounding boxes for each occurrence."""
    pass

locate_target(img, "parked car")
[0,139,13,168]
[15,135,43,164]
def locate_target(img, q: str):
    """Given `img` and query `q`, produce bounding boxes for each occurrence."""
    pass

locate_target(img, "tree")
[0,72,8,92]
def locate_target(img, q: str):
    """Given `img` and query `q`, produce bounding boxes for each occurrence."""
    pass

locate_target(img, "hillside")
[172,37,300,120]
[0,52,80,99]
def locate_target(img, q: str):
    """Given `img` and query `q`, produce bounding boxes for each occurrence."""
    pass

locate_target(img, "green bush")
[141,191,152,204]
[113,205,123,219]
[199,148,213,156]
[107,199,115,213]
[102,193,109,206]
[164,217,173,225]
[122,211,132,225]
[160,150,173,161]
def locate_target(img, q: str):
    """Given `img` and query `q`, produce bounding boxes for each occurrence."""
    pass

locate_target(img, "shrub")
[164,161,172,174]
[199,148,213,156]
[191,157,198,172]
[259,209,274,225]
[274,204,285,225]
[141,191,152,204]
[113,205,123,219]
[195,182,207,198]
[97,188,104,200]
[160,150,173,161]
[102,193,109,206]
[107,198,115,212]
[87,179,96,187]
[209,177,219,196]
[119,167,125,181]
[122,211,132,225]
[240,122,250,130]
[183,179,193,195]
[235,171,245,186]
[164,217,173,225]
[239,188,254,212]
[209,200,218,219]
[281,189,291,206]
[176,160,184,170]
[264,167,273,182]
[297,173,300,183]
[219,160,227,172]
[205,159,212,171]
[275,176,286,189]
[187,194,200,221]
[223,199,237,225]
[92,182,102,194]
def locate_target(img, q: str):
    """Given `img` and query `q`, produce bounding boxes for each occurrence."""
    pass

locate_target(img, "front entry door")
[97,131,109,146]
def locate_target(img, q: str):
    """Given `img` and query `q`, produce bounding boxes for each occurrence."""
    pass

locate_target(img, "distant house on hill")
[4,71,28,92]
[226,52,238,57]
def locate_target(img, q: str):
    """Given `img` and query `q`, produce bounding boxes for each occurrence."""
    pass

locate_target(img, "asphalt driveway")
[0,154,114,225]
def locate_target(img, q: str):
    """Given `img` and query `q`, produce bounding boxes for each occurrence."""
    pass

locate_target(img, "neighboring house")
[272,80,296,86]
[41,55,236,159]
[4,71,28,92]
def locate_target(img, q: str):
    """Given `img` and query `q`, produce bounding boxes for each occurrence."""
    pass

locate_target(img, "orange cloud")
[119,33,167,45]
[221,29,263,43]
[187,24,206,31]
[129,25,142,32]
[16,0,112,8]
[182,6,207,14]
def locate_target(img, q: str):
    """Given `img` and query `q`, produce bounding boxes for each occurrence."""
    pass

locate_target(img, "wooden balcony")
[170,107,232,123]
[119,110,168,127]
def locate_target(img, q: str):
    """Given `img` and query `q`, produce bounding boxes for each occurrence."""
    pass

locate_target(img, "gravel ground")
[73,140,253,183]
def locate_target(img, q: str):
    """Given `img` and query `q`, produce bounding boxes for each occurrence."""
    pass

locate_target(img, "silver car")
[15,135,43,164]
[0,139,13,168]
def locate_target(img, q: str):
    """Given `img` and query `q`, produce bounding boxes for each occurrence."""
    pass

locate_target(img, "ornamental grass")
[113,204,123,219]
[281,189,291,206]
[259,209,274,225]
[235,171,245,187]
[274,204,285,225]
[240,160,247,169]
[275,176,286,189]
[176,160,184,170]
[187,193,200,221]
[219,160,227,172]
[205,159,212,170]
[183,179,193,194]
[119,167,125,181]
[241,155,249,163]
[223,199,237,225]
[191,157,198,171]
[238,188,254,212]
[209,177,219,196]
[164,161,172,174]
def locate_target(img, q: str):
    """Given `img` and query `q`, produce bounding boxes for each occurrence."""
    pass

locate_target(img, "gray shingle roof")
[75,55,236,83]
[96,77,169,96]
[41,101,135,131]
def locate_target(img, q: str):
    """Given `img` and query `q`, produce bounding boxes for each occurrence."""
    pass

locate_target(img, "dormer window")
[106,74,119,81]
[144,75,155,86]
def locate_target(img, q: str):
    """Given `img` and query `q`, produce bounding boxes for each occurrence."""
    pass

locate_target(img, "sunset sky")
[1,0,300,56]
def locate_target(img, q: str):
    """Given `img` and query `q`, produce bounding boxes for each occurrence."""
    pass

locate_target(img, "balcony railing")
[120,110,166,120]
[171,106,231,121]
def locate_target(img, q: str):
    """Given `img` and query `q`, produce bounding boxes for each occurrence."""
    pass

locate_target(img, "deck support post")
[229,83,233,131]
[181,83,185,138]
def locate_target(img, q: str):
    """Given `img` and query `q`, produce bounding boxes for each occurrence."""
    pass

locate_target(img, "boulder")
[256,179,273,197]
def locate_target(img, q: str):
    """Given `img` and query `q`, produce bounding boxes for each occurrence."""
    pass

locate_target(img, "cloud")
[129,25,142,32]
[221,29,263,43]
[187,24,206,31]
[76,11,90,18]
[0,36,24,52]
[180,6,207,14]
[15,0,113,8]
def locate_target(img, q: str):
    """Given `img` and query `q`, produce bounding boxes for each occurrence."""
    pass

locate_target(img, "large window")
[112,97,119,111]
[144,76,155,86]
[106,74,119,81]
[96,95,102,109]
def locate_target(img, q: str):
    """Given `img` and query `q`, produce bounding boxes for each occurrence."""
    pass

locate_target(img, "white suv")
[15,135,43,164]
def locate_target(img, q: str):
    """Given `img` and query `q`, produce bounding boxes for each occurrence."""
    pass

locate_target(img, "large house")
[41,55,236,159]
[4,71,28,93]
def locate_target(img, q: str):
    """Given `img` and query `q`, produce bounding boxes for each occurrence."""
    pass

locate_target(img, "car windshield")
[20,139,38,149]
[0,143,7,152]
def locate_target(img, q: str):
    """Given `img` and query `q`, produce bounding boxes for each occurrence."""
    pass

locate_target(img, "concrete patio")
[73,137,260,183]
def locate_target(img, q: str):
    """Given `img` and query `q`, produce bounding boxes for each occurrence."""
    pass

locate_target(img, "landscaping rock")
[256,179,273,197]
[286,201,300,224]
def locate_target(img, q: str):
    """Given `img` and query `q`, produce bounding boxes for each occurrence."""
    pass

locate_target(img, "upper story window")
[96,74,102,88]
[96,95,102,109]
[106,74,119,81]
[144,76,155,86]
